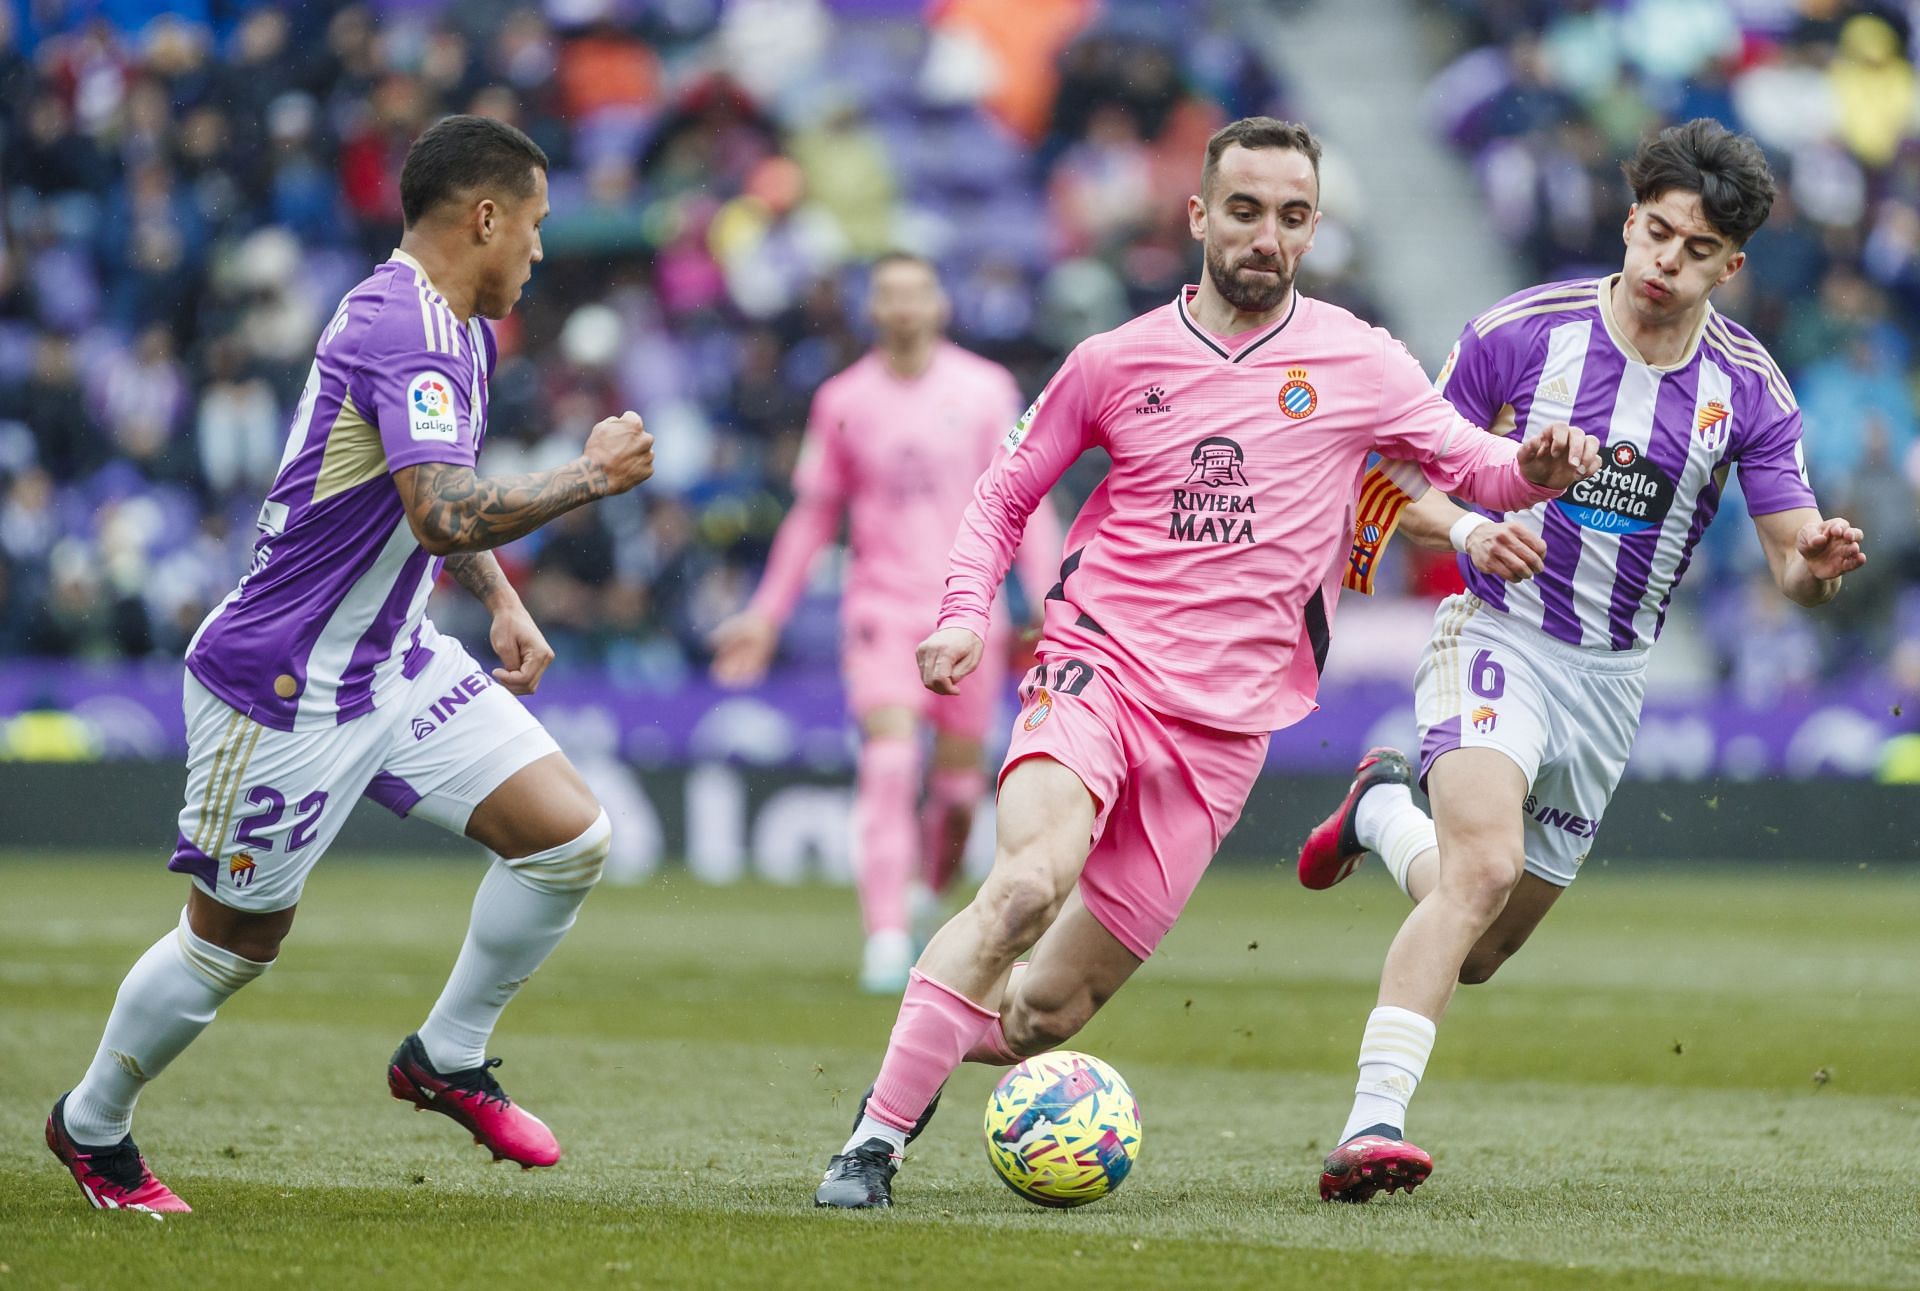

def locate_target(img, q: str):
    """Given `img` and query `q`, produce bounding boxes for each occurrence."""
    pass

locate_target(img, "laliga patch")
[407,370,459,443]
[1005,392,1044,454]
[1023,688,1053,731]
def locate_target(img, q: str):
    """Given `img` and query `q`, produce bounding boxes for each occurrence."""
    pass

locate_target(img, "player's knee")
[1440,852,1524,922]
[219,931,287,963]
[974,868,1063,957]
[200,920,287,963]
[188,893,295,963]
[178,909,277,989]
[503,809,612,894]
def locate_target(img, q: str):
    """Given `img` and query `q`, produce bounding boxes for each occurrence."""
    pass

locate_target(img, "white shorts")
[1413,594,1645,886]
[168,634,559,912]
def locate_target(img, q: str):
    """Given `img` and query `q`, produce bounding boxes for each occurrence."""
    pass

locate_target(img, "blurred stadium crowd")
[0,0,1328,685]
[1430,0,1920,691]
[0,0,1913,698]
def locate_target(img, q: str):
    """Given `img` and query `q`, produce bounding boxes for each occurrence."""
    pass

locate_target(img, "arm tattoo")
[445,551,508,608]
[410,459,608,554]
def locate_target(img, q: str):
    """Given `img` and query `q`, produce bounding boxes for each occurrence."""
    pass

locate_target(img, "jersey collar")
[1175,285,1299,364]
[1596,273,1708,372]
[388,248,444,298]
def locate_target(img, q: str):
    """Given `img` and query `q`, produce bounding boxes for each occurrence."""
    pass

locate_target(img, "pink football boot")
[46,1095,191,1213]
[387,1034,561,1169]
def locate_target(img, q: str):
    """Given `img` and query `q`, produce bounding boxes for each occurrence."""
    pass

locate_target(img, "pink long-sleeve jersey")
[938,287,1564,734]
[749,342,1064,637]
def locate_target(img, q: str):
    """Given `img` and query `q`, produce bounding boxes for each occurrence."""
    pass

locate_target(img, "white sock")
[1339,1005,1437,1143]
[1355,785,1438,897]
[417,858,591,1073]
[1352,782,1411,851]
[65,909,271,1145]
[842,1113,908,1157]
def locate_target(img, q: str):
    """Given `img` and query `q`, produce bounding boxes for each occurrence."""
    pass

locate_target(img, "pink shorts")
[998,654,1271,960]
[843,615,1007,740]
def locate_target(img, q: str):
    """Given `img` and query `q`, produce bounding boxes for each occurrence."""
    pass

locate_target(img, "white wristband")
[1448,514,1491,553]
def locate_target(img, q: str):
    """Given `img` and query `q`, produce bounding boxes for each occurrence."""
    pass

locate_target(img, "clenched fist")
[1516,421,1600,491]
[917,627,984,696]
[585,410,654,494]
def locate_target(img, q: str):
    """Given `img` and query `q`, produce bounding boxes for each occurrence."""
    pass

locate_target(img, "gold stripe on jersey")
[311,396,390,503]
[192,710,246,853]
[205,722,264,860]
[1342,465,1417,595]
[1705,308,1787,375]
[1704,314,1795,413]
[1703,333,1794,416]
[415,285,444,354]
[1471,281,1594,332]
[1702,326,1795,414]
[1474,294,1598,339]
[1472,283,1597,337]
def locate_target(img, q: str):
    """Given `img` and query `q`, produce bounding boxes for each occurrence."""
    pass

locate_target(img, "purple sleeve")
[1736,404,1818,516]
[350,302,480,474]
[1434,320,1515,431]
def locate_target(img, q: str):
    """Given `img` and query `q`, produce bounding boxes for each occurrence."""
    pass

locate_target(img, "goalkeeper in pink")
[711,253,1063,994]
[812,117,1601,1208]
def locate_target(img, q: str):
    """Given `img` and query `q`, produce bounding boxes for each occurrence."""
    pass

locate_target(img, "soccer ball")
[982,1050,1142,1208]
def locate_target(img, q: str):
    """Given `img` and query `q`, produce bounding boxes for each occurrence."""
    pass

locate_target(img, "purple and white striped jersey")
[1432,275,1815,652]
[186,251,494,730]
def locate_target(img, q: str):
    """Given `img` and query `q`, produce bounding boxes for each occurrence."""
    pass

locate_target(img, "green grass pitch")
[2,853,1916,1289]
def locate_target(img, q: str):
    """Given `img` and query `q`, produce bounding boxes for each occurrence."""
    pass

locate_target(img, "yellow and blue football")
[982,1051,1142,1208]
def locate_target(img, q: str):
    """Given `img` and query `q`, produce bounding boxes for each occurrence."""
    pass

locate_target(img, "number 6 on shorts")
[1470,648,1506,700]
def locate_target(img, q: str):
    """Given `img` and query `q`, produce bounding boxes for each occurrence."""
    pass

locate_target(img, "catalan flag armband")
[1342,464,1418,595]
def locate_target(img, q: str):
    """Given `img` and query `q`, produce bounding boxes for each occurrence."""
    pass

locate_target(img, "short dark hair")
[400,114,548,227]
[1201,117,1322,200]
[1621,118,1776,246]
[870,250,938,276]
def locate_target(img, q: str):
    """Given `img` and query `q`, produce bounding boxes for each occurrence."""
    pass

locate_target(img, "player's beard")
[1206,241,1293,315]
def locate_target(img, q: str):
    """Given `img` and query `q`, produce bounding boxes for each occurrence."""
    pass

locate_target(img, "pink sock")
[963,960,1029,1065]
[855,737,920,935]
[869,969,998,1131]
[921,766,985,896]
[962,1017,1022,1066]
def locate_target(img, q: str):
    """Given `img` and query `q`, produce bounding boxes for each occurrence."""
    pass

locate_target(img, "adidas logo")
[1134,384,1173,415]
[1539,376,1575,407]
